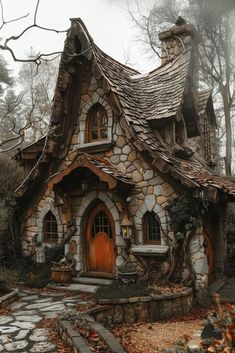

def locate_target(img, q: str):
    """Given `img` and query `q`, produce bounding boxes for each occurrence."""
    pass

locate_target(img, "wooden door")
[86,203,115,273]
[203,230,215,284]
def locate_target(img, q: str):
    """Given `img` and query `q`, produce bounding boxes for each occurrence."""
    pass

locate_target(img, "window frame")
[88,203,115,240]
[86,104,108,143]
[42,211,58,244]
[143,211,161,245]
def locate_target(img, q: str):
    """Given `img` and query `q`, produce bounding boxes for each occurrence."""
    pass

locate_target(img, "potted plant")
[116,262,138,285]
[51,257,72,284]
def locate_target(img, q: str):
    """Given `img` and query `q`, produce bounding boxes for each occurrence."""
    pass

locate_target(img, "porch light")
[121,215,133,239]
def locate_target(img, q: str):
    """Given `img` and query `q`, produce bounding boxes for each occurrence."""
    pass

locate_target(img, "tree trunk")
[221,87,232,175]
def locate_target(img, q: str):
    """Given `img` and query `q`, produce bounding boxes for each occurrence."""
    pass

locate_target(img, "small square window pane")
[100,129,108,139]
[91,131,98,140]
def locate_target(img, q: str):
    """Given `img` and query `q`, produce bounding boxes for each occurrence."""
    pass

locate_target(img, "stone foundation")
[85,289,193,327]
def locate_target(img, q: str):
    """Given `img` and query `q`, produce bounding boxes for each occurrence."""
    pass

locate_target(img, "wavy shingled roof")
[60,19,235,196]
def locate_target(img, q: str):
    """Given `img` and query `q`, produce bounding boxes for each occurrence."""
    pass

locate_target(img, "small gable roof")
[47,152,134,191]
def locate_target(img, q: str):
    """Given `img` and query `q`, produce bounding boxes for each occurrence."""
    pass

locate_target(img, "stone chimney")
[158,17,200,65]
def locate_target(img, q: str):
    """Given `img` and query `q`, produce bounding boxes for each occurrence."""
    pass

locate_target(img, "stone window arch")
[134,195,168,245]
[143,211,161,244]
[86,104,108,142]
[36,198,63,245]
[42,211,58,244]
[78,94,113,147]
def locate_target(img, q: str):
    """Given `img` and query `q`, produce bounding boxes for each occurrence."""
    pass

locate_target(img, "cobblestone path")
[0,290,84,352]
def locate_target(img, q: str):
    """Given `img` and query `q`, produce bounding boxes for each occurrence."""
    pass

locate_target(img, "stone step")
[209,278,227,295]
[47,283,99,294]
[72,276,113,286]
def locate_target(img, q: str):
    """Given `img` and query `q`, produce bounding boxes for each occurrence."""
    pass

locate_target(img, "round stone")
[29,328,48,342]
[13,321,36,330]
[122,145,131,154]
[4,340,28,351]
[0,317,13,325]
[120,154,127,162]
[132,170,143,183]
[0,326,19,334]
[110,155,120,165]
[116,256,125,267]
[117,136,126,148]
[30,341,55,352]
[15,315,42,323]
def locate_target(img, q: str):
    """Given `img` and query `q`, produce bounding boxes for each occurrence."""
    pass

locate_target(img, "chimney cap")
[175,16,187,26]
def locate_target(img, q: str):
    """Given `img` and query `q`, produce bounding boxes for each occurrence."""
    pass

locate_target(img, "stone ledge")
[58,320,93,353]
[58,290,194,352]
[131,245,169,256]
[0,288,18,308]
[78,141,114,153]
[88,318,125,353]
[58,315,125,353]
[91,289,193,325]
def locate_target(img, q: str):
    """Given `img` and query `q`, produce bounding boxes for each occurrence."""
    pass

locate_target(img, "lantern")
[120,215,133,239]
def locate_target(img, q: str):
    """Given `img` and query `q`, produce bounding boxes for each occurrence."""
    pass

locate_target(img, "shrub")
[16,245,65,288]
[96,280,150,300]
[0,280,10,295]
[17,256,52,288]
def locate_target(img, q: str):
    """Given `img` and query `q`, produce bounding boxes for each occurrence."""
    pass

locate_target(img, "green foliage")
[0,279,10,295]
[45,243,65,263]
[166,193,201,237]
[0,231,17,267]
[18,245,65,288]
[96,280,149,300]
[0,154,23,204]
[18,259,51,288]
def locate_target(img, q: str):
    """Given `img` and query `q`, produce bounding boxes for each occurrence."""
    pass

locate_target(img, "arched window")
[42,211,58,243]
[143,211,161,244]
[86,104,108,142]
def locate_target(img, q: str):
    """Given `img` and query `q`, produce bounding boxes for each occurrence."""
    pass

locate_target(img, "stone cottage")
[15,18,235,290]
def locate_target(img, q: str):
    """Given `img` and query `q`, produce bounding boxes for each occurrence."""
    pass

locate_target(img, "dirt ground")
[112,308,210,353]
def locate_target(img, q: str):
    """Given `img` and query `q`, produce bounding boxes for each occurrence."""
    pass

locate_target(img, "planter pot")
[116,271,138,285]
[51,267,72,283]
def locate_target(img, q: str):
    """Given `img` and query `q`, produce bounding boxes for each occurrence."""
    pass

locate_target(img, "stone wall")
[87,289,193,326]
[22,190,69,257]
[20,57,210,291]
[189,225,208,289]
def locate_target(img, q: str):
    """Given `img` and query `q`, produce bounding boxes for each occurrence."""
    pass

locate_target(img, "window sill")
[78,141,114,153]
[131,245,169,257]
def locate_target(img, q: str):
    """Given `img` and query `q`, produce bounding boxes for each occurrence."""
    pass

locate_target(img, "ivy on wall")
[166,192,202,238]
[165,192,203,285]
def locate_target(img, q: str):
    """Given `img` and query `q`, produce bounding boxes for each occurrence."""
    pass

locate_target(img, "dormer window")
[86,104,108,142]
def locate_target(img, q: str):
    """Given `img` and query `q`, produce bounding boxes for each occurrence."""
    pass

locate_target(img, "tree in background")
[130,0,235,175]
[0,0,63,153]
[0,153,23,263]
[18,57,59,143]
[0,57,59,152]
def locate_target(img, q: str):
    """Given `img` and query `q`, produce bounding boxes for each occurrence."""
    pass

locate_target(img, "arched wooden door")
[203,230,215,284]
[85,203,116,274]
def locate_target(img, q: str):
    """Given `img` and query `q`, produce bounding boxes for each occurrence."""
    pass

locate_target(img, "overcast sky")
[1,0,157,73]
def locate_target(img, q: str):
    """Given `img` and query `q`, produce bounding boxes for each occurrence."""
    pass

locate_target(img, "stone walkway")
[217,276,235,303]
[0,289,90,352]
